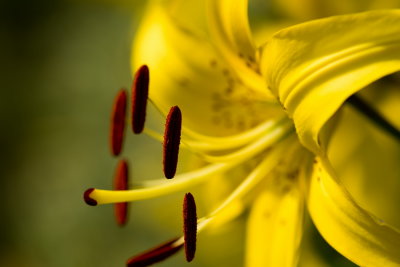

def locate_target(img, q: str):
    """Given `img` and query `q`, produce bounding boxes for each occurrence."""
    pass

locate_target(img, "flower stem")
[347,94,400,142]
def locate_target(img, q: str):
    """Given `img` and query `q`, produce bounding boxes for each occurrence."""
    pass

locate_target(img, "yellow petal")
[260,10,400,154]
[307,157,400,266]
[327,96,400,229]
[133,3,279,136]
[160,0,208,35]
[270,0,400,20]
[207,0,254,59]
[245,181,304,267]
[206,0,274,98]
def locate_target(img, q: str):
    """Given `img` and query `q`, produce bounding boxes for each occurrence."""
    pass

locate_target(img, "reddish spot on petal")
[83,188,97,206]
[163,106,182,179]
[110,89,127,156]
[183,192,197,262]
[126,238,183,267]
[131,65,149,134]
[114,160,129,226]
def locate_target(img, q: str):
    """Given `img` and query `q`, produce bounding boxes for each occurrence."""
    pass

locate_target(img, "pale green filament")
[198,120,292,163]
[144,117,288,151]
[181,117,288,150]
[143,119,292,163]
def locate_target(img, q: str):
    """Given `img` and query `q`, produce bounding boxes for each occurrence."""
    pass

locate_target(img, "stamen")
[114,160,129,226]
[163,106,182,179]
[83,188,97,206]
[182,117,287,151]
[131,65,150,134]
[110,89,127,156]
[126,238,183,267]
[183,193,197,262]
[198,121,292,163]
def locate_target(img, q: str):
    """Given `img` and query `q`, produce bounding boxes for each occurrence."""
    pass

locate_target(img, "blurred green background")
[0,1,150,266]
[1,0,397,266]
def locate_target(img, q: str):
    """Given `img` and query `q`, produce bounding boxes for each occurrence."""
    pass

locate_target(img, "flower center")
[84,65,301,266]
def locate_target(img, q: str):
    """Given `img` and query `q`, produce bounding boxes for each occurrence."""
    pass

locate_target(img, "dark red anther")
[83,188,97,206]
[183,192,197,262]
[110,89,128,156]
[163,106,182,179]
[114,160,129,226]
[131,65,150,134]
[126,238,183,267]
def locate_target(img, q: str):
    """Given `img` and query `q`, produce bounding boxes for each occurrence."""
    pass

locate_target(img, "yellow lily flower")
[84,1,400,266]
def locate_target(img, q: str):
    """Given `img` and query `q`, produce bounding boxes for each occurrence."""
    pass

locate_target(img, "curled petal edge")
[308,157,400,266]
